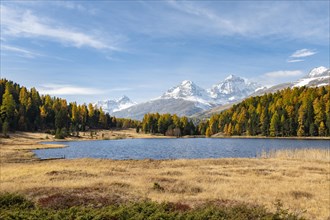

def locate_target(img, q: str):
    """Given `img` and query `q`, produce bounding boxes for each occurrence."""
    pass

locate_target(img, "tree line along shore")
[1,79,329,139]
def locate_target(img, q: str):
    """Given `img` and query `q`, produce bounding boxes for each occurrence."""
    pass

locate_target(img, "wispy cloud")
[287,59,304,63]
[290,49,317,58]
[160,1,329,43]
[1,5,118,50]
[38,84,104,95]
[51,1,97,15]
[166,1,243,35]
[264,70,303,78]
[287,49,317,63]
[1,45,42,58]
[253,69,304,87]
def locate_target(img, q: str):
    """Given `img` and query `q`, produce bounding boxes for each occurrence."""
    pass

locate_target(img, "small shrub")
[2,121,9,138]
[273,199,303,219]
[0,193,34,209]
[55,128,65,139]
[166,202,191,212]
[152,182,164,192]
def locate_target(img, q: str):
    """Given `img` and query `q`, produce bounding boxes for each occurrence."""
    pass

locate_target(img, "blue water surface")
[34,138,330,160]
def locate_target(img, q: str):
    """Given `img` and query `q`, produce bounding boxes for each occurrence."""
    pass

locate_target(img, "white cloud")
[287,59,304,63]
[38,84,104,95]
[264,70,303,78]
[0,5,118,50]
[290,49,317,58]
[1,45,42,58]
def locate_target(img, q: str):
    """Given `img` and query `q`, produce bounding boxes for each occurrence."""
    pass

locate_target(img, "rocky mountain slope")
[99,66,328,120]
[111,76,262,120]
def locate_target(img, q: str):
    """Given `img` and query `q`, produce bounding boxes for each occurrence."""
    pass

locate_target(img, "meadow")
[0,132,329,219]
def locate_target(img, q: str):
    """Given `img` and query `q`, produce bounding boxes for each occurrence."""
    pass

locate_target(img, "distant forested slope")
[0,79,139,137]
[198,86,330,137]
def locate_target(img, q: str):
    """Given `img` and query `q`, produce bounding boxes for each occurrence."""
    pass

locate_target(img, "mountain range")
[96,66,329,120]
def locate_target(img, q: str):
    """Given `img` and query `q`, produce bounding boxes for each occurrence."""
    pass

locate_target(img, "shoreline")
[210,135,330,140]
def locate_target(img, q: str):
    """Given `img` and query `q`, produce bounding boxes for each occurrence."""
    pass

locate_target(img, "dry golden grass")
[259,148,330,162]
[68,128,172,140]
[1,132,329,219]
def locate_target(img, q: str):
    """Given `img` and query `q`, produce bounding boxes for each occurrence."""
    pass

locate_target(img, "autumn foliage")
[200,86,330,137]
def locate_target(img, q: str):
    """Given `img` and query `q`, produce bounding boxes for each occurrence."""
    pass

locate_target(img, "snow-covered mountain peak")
[160,80,213,109]
[294,66,329,87]
[162,80,208,99]
[308,66,328,78]
[95,96,136,114]
[224,74,242,81]
[209,75,263,103]
[211,75,246,95]
[117,95,131,103]
[181,80,193,85]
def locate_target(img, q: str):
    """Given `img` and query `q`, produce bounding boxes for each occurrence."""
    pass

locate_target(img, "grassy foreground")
[0,132,329,219]
[0,193,302,220]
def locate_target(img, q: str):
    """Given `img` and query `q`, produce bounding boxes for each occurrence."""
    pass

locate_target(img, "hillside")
[198,86,330,137]
[196,66,329,118]
[0,79,139,137]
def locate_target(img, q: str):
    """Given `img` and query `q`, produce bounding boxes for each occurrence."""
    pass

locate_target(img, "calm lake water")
[34,138,330,160]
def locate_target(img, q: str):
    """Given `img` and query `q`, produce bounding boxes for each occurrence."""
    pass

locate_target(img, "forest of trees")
[1,78,329,138]
[140,113,197,136]
[200,86,330,137]
[0,79,139,138]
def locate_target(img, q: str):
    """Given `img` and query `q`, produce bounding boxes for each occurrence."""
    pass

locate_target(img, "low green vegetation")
[0,193,304,220]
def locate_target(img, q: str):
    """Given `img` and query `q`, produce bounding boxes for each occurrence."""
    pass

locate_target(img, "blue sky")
[1,1,329,103]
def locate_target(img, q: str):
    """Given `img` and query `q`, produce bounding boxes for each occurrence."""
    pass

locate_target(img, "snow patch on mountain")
[308,66,328,77]
[160,80,214,109]
[294,67,329,87]
[111,76,265,119]
[152,76,264,110]
[209,74,264,104]
[95,96,136,113]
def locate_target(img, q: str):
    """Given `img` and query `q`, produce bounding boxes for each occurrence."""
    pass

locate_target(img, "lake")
[34,138,330,160]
